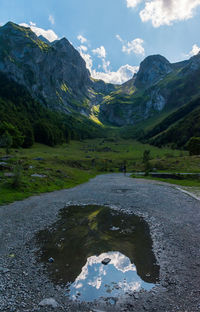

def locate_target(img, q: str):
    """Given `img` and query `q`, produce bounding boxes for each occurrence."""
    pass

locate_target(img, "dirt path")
[0,174,200,312]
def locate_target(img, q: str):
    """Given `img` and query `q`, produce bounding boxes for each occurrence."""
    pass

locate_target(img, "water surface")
[36,205,159,302]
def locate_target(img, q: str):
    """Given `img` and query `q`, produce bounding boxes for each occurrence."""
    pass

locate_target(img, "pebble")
[4,173,14,177]
[31,174,47,178]
[39,298,59,308]
[102,258,111,265]
[0,267,10,273]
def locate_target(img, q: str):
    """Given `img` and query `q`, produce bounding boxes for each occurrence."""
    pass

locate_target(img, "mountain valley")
[0,21,200,149]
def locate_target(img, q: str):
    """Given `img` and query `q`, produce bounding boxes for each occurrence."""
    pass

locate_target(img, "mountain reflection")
[69,251,155,302]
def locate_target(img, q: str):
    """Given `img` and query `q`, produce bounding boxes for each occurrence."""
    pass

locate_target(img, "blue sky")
[1,0,200,84]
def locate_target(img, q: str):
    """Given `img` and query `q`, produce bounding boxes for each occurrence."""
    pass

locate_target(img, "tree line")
[0,72,104,148]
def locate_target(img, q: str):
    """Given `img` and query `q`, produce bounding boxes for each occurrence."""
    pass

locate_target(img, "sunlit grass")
[131,175,200,187]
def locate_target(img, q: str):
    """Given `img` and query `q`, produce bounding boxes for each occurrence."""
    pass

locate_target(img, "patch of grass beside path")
[0,168,97,206]
[0,142,101,205]
[0,138,198,205]
[131,174,200,187]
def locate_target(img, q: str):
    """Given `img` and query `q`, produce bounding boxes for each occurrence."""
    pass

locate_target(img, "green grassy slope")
[0,72,105,147]
[107,64,200,147]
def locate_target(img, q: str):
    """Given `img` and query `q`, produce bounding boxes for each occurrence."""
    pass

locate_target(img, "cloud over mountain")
[187,44,200,57]
[91,64,139,84]
[77,35,88,44]
[20,22,58,42]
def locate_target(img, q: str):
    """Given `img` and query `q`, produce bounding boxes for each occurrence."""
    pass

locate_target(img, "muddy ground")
[0,174,200,312]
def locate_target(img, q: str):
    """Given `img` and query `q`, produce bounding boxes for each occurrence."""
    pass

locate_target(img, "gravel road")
[0,174,200,312]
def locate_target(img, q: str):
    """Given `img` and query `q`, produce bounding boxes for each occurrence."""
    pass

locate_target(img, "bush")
[0,122,24,147]
[11,163,23,188]
[0,130,13,153]
[187,137,200,155]
[143,150,151,175]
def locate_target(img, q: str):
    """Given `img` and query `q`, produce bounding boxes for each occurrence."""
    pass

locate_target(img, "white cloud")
[48,15,55,25]
[91,64,138,84]
[30,21,36,26]
[102,58,110,72]
[80,48,138,84]
[79,51,93,72]
[116,34,124,43]
[78,45,88,53]
[78,36,138,84]
[116,35,145,56]
[126,0,143,8]
[20,22,58,42]
[122,38,145,55]
[92,46,106,59]
[126,0,200,27]
[77,35,88,44]
[187,44,200,57]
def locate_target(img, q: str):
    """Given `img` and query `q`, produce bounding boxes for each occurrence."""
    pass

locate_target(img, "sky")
[1,0,200,84]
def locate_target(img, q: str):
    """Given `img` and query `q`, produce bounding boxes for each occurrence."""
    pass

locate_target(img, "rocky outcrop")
[0,22,92,113]
[134,55,173,89]
[99,53,200,126]
[1,21,200,128]
[179,52,200,75]
[0,22,114,115]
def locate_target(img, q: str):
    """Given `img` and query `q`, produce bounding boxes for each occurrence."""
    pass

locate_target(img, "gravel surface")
[0,173,200,312]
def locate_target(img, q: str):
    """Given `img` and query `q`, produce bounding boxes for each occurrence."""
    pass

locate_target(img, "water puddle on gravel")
[36,205,159,302]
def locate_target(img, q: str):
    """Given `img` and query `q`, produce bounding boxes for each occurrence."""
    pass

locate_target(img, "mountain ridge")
[1,21,200,149]
[0,21,116,116]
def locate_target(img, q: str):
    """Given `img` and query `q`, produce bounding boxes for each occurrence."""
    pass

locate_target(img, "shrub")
[0,130,13,153]
[0,122,24,147]
[143,150,151,176]
[187,137,200,155]
[11,163,23,188]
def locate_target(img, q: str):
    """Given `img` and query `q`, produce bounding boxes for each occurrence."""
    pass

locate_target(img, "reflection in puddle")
[69,251,155,302]
[36,205,159,302]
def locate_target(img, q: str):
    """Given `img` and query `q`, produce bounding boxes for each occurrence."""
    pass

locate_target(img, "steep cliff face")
[134,55,173,89]
[0,22,93,113]
[99,53,200,126]
[0,22,115,115]
[1,21,200,129]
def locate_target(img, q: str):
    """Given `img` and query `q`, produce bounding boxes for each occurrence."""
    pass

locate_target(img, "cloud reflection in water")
[68,251,155,302]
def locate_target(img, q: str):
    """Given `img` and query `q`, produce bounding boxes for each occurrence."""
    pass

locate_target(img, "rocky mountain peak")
[38,35,50,44]
[0,21,95,113]
[181,52,200,74]
[135,54,172,89]
[0,21,37,41]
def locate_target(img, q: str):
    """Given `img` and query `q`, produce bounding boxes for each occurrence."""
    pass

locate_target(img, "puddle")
[113,188,131,194]
[36,205,159,302]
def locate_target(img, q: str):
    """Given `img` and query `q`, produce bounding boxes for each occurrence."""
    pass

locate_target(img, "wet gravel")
[0,173,200,312]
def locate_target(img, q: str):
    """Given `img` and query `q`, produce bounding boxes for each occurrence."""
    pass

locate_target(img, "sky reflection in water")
[68,251,155,302]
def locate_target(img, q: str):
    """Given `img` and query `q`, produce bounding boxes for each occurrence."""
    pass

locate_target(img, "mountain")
[99,52,200,130]
[1,21,200,149]
[134,55,173,89]
[0,22,115,117]
[0,71,105,147]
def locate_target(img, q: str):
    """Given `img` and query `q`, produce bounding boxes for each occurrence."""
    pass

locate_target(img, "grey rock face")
[144,89,166,118]
[180,52,200,75]
[0,22,101,115]
[100,52,200,126]
[1,22,200,128]
[0,22,116,116]
[135,55,173,89]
